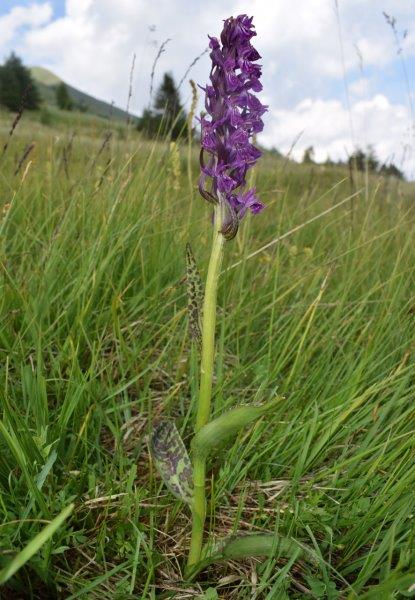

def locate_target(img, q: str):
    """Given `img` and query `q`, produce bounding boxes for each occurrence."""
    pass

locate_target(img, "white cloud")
[262,94,415,177]
[349,77,371,98]
[18,0,220,113]
[0,3,52,53]
[9,0,415,111]
[1,1,415,177]
[233,0,415,103]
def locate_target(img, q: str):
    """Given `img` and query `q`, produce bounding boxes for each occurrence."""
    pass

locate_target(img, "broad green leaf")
[218,533,300,559]
[192,396,283,459]
[185,243,204,349]
[0,503,74,584]
[150,420,193,504]
[186,533,316,580]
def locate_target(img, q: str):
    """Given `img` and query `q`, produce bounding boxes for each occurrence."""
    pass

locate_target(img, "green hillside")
[30,66,133,122]
[30,66,61,86]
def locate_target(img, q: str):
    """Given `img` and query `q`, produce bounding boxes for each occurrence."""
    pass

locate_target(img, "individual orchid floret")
[199,14,267,238]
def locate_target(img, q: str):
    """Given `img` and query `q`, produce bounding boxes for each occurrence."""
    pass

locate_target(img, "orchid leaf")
[218,533,300,560]
[192,396,283,459]
[150,420,193,504]
[186,532,317,580]
[185,243,204,349]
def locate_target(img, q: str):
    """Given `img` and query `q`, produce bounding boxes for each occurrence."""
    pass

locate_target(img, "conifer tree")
[302,146,315,164]
[154,73,182,122]
[56,82,74,111]
[137,72,186,139]
[0,53,40,111]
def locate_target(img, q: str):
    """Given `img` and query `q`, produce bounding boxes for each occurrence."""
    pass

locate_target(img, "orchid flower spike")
[199,14,268,238]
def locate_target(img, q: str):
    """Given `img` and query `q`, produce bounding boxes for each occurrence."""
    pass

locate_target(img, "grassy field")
[0,107,414,599]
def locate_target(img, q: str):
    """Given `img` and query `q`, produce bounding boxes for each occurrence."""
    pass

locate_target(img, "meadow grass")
[0,109,414,598]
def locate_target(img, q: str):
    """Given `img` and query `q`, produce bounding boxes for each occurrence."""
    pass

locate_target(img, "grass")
[0,107,414,599]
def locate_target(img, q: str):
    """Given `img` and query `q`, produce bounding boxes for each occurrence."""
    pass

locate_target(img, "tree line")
[0,52,406,179]
[0,53,186,136]
[0,52,86,113]
[0,52,188,138]
[302,145,405,180]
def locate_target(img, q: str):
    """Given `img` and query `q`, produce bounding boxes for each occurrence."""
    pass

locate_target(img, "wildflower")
[199,14,267,236]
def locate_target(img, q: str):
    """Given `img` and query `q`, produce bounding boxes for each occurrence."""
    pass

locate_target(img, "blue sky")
[1,0,415,177]
[1,0,65,17]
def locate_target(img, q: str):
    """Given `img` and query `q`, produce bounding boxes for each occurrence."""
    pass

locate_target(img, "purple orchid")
[199,14,267,238]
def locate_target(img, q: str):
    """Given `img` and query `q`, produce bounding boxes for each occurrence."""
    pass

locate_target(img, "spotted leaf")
[150,420,193,504]
[185,243,204,349]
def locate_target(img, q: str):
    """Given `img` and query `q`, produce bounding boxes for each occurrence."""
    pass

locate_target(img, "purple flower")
[199,14,267,238]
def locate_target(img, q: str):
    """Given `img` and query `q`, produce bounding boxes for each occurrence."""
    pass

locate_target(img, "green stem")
[186,202,225,571]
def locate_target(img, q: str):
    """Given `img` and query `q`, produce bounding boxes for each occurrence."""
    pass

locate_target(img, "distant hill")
[30,66,133,122]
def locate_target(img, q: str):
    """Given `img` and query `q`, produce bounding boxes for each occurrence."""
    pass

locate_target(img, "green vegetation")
[0,107,414,598]
[305,145,405,182]
[348,147,405,181]
[137,72,187,139]
[55,82,74,112]
[30,65,131,121]
[0,54,129,122]
[0,53,40,112]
